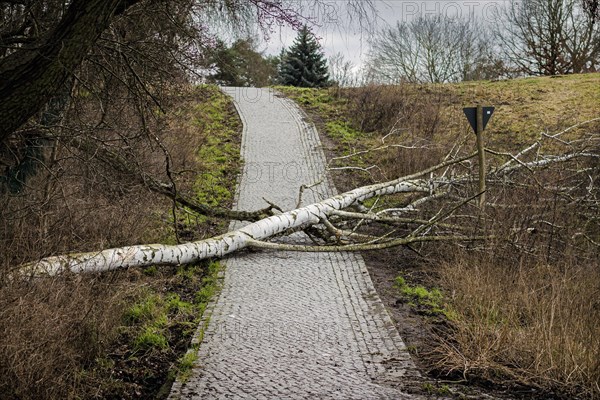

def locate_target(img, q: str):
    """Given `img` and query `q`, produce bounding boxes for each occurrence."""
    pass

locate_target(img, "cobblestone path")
[169,88,421,399]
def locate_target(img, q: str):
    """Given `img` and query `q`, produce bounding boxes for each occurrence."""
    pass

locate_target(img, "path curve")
[169,87,421,399]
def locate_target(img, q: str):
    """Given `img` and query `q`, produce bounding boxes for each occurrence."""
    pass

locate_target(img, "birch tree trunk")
[23,175,433,276]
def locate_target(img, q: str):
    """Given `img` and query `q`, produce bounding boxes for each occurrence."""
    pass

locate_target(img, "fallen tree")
[21,125,599,276]
[21,154,459,276]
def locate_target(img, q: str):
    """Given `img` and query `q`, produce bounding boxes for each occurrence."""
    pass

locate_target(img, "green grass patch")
[277,85,373,177]
[422,382,452,396]
[191,86,240,213]
[118,260,223,358]
[395,276,450,318]
[124,292,177,352]
[325,120,361,144]
[177,349,198,382]
[195,260,222,315]
[162,84,242,239]
[124,292,163,325]
[134,327,169,350]
[275,86,334,107]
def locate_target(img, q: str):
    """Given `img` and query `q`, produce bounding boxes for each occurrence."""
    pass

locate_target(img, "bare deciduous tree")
[328,52,356,87]
[495,0,600,75]
[365,15,502,84]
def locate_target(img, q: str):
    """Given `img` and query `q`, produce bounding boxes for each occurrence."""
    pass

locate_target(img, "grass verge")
[84,85,240,399]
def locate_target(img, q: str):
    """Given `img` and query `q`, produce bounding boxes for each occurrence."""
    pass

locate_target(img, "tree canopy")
[206,38,276,87]
[0,0,304,147]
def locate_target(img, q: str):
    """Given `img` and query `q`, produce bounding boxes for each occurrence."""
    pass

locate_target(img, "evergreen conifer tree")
[278,26,330,87]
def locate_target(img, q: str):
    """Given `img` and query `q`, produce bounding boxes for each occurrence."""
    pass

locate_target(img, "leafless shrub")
[412,150,600,397]
[338,84,452,179]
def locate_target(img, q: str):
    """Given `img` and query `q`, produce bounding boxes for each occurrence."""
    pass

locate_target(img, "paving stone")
[169,87,422,399]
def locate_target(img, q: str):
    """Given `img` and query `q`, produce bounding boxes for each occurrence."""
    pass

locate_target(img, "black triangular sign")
[463,107,495,134]
[463,107,477,133]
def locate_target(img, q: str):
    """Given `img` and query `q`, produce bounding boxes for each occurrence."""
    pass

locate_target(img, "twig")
[296,179,324,208]
[262,197,284,213]
[411,191,485,237]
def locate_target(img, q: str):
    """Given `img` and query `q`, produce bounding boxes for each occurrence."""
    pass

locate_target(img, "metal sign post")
[463,106,495,209]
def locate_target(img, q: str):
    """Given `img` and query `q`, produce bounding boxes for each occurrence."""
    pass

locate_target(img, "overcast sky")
[260,0,505,70]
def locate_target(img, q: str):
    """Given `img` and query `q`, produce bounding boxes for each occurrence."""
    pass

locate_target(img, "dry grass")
[436,253,600,397]
[0,274,133,399]
[343,84,449,179]
[429,165,600,398]
[342,73,600,171]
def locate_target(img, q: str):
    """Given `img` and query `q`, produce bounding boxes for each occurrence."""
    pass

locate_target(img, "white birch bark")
[23,177,432,276]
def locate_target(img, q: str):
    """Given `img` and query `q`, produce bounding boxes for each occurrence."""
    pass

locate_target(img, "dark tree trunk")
[0,0,141,144]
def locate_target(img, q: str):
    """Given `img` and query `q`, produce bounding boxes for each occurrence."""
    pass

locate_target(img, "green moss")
[361,198,378,209]
[422,383,452,396]
[143,265,158,276]
[422,382,435,394]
